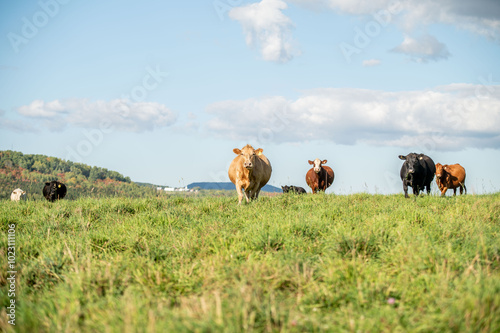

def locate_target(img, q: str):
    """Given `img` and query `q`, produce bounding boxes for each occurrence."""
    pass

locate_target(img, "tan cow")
[228,144,272,204]
[435,163,467,196]
[11,188,26,201]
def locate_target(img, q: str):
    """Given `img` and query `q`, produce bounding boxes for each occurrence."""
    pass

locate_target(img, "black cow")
[43,181,67,202]
[399,153,436,198]
[282,185,307,194]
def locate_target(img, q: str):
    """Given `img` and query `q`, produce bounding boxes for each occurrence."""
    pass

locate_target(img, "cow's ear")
[322,159,327,164]
[255,148,263,156]
[308,160,314,165]
[45,182,50,186]
[233,148,241,155]
[398,155,406,160]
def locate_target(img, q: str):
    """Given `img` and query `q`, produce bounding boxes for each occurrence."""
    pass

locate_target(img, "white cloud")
[362,59,381,67]
[289,0,500,64]
[18,99,67,118]
[205,84,500,150]
[229,0,299,63]
[15,99,177,132]
[397,0,500,40]
[391,34,451,62]
[290,0,500,40]
[287,0,394,15]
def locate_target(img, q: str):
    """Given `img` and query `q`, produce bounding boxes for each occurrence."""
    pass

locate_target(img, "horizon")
[1,1,499,195]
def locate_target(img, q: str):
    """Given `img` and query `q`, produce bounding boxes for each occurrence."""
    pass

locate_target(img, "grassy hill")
[0,150,156,200]
[1,193,499,332]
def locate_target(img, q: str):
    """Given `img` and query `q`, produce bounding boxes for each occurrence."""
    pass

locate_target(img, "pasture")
[1,193,499,332]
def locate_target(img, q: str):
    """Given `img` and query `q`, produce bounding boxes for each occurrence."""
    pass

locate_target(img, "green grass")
[1,193,499,332]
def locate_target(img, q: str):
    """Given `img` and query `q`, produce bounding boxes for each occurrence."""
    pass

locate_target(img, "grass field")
[1,193,499,332]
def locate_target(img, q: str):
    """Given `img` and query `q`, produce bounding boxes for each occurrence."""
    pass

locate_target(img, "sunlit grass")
[1,193,499,332]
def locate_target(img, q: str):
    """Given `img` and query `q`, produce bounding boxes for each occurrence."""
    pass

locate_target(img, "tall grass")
[1,193,499,332]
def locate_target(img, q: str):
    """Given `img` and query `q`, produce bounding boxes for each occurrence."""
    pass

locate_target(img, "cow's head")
[282,185,290,193]
[399,153,424,181]
[13,188,25,196]
[308,158,327,173]
[45,182,58,197]
[435,163,445,178]
[233,144,263,170]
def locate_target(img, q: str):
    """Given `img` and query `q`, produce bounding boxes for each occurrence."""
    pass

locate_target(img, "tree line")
[0,150,131,182]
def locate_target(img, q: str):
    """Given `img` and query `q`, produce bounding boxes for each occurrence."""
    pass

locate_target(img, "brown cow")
[435,163,467,196]
[228,144,272,204]
[306,158,334,193]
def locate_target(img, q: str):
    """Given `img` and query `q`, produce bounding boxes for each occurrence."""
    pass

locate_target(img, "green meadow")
[1,193,499,332]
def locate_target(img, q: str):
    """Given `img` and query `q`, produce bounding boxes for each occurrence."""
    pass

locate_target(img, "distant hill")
[188,182,282,193]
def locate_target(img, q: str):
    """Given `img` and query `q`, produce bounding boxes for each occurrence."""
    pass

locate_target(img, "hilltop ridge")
[0,150,152,200]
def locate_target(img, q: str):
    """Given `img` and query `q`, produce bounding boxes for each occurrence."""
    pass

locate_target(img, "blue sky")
[1,0,499,194]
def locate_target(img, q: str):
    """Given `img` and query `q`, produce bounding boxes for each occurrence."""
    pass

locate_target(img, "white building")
[158,186,191,192]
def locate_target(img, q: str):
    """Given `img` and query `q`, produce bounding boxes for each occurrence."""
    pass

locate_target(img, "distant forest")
[0,150,156,200]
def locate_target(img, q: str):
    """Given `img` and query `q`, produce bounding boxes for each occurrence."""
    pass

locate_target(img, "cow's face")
[234,145,263,170]
[46,182,58,197]
[309,159,327,173]
[435,163,444,178]
[399,154,422,180]
[282,185,289,193]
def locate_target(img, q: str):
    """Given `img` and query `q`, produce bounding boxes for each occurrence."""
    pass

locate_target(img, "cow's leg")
[247,183,259,200]
[248,187,256,200]
[425,183,432,195]
[441,187,447,196]
[462,184,467,195]
[453,188,457,196]
[413,185,419,196]
[244,189,251,203]
[235,184,245,204]
[403,182,409,198]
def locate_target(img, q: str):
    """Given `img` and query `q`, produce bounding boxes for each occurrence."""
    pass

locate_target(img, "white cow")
[11,188,26,201]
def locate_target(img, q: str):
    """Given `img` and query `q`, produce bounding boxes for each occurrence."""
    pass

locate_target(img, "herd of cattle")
[228,145,466,204]
[10,145,467,204]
